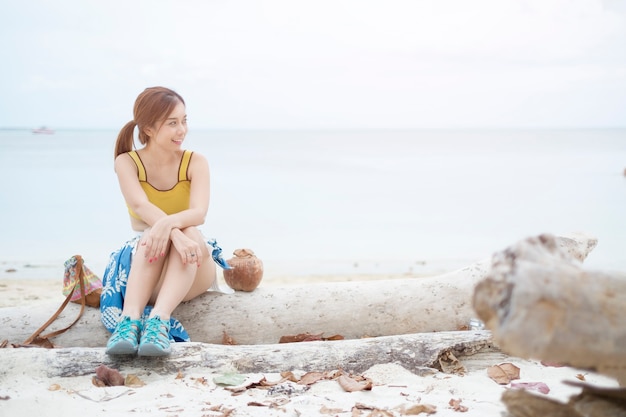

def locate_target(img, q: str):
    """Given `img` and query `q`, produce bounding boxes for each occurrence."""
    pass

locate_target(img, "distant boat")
[32,126,55,134]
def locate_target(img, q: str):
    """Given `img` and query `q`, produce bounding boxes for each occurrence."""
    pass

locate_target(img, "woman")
[100,86,231,356]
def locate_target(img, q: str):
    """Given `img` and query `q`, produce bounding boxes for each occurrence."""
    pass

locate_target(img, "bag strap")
[21,255,88,347]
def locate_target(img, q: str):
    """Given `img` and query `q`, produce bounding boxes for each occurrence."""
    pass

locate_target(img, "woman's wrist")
[169,227,185,243]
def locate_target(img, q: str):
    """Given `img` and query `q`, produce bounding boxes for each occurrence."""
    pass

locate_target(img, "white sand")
[0,272,620,416]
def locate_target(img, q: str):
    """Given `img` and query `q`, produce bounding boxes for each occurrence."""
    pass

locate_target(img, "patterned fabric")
[62,256,103,301]
[100,236,232,342]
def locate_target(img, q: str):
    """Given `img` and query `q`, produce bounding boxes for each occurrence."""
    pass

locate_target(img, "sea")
[0,128,624,280]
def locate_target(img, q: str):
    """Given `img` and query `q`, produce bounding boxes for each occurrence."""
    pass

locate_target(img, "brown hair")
[114,86,186,158]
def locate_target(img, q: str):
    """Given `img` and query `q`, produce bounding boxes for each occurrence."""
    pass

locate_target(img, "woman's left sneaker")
[138,315,171,356]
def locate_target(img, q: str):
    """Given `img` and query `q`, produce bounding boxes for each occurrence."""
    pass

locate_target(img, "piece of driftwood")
[1,233,596,348]
[473,233,626,385]
[0,330,494,378]
[502,383,626,417]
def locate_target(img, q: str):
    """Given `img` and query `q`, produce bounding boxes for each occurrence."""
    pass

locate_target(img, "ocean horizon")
[1,127,624,280]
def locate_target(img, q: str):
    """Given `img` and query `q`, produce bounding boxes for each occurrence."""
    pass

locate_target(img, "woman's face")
[150,101,188,148]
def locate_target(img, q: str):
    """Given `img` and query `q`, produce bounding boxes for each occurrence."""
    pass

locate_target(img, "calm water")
[0,128,624,279]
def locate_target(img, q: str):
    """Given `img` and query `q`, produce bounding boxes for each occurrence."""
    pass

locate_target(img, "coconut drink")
[223,248,264,291]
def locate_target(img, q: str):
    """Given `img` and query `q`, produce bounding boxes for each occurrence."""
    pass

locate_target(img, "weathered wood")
[1,234,596,348]
[0,330,495,378]
[473,233,626,385]
[502,383,626,417]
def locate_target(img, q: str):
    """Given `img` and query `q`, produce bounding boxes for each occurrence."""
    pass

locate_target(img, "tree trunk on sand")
[2,234,596,348]
[0,331,494,378]
[472,234,626,385]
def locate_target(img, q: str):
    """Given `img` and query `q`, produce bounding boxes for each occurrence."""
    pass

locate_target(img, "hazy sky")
[2,0,625,129]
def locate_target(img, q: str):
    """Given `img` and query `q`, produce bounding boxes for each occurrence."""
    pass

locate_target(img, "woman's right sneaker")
[105,316,142,355]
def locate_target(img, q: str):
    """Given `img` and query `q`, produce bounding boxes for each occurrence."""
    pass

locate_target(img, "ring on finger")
[190,253,196,257]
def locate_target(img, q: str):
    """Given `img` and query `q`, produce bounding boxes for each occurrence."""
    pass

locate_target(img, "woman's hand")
[141,218,173,262]
[171,232,203,267]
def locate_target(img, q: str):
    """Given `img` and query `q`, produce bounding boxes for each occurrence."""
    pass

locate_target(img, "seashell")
[223,248,263,292]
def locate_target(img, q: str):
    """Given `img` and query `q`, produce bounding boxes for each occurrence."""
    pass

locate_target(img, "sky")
[1,0,625,130]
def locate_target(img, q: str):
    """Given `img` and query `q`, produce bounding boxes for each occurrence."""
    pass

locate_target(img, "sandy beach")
[1,264,621,417]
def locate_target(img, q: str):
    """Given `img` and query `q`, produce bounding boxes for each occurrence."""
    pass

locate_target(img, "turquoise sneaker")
[138,315,171,356]
[106,316,141,355]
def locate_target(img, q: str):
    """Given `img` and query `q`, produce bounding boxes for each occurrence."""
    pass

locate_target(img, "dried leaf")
[449,398,469,412]
[353,404,393,416]
[175,370,184,380]
[48,384,62,391]
[222,331,237,345]
[299,372,327,386]
[125,374,145,388]
[367,409,394,416]
[575,374,586,381]
[279,333,323,343]
[320,405,345,414]
[338,374,373,392]
[225,386,247,394]
[95,364,125,386]
[193,376,209,385]
[280,371,299,382]
[18,336,56,349]
[487,363,520,385]
[487,366,511,384]
[256,376,286,387]
[402,404,437,415]
[499,363,521,379]
[91,376,106,387]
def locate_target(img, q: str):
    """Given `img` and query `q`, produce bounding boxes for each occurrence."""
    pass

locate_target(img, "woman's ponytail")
[114,120,136,159]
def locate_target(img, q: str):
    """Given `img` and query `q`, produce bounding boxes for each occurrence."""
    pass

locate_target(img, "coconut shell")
[223,249,263,292]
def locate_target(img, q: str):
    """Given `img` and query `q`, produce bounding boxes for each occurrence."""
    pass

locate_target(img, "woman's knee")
[183,262,217,301]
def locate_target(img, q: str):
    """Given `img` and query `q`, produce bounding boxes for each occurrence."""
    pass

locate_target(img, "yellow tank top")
[126,150,193,219]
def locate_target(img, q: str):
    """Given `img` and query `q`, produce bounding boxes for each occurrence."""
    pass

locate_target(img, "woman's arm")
[114,153,168,226]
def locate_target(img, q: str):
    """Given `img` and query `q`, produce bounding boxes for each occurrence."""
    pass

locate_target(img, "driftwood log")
[0,330,493,378]
[473,233,626,386]
[1,234,596,348]
[502,384,626,417]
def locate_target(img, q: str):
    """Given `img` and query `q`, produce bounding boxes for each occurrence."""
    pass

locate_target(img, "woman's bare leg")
[149,228,217,320]
[121,239,166,319]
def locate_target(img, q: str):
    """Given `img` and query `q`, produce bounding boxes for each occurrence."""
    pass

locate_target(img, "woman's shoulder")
[114,151,139,172]
[115,150,138,160]
[186,150,208,165]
